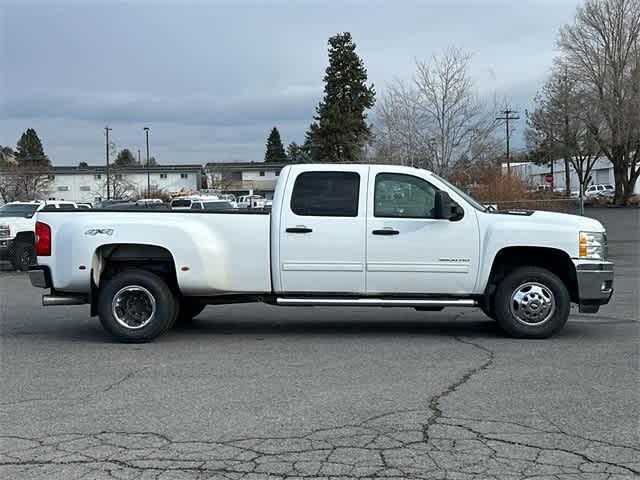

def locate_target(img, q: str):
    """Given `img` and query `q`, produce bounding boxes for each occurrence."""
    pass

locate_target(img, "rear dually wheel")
[98,269,177,342]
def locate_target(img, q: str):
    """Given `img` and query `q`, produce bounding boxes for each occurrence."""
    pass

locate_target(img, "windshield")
[0,204,39,217]
[430,174,487,212]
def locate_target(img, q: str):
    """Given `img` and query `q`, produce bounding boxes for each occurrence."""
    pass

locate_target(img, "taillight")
[35,221,51,256]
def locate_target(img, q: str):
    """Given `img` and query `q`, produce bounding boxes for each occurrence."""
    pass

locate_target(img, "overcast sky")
[1,0,581,166]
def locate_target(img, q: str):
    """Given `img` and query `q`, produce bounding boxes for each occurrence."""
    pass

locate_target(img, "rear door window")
[290,171,360,217]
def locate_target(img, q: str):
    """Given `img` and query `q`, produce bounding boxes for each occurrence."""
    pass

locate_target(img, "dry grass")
[131,188,172,203]
[455,166,574,213]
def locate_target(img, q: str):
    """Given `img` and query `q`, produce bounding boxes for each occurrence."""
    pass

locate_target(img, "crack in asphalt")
[0,367,149,409]
[422,336,495,444]
[1,336,637,479]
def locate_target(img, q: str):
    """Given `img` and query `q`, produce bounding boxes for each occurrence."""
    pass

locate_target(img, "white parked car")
[0,200,77,270]
[170,196,236,211]
[29,164,613,342]
[136,198,163,205]
[237,195,266,209]
[585,184,615,198]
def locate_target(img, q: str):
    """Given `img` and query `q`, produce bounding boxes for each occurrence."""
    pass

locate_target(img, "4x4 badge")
[85,229,113,236]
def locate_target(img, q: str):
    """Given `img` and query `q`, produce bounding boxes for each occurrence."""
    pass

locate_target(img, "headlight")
[579,231,607,260]
[0,225,9,238]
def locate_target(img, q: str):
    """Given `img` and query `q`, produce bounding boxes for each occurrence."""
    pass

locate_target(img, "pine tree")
[306,32,376,162]
[16,128,48,165]
[286,142,308,163]
[115,148,137,166]
[264,127,287,163]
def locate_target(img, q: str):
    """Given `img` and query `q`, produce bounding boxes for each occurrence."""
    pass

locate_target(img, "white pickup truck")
[29,164,614,342]
[0,200,78,270]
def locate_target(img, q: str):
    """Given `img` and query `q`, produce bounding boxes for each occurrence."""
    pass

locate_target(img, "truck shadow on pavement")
[171,315,505,339]
[2,305,608,343]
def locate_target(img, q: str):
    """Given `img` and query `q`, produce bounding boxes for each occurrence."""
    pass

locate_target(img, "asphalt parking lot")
[0,208,638,480]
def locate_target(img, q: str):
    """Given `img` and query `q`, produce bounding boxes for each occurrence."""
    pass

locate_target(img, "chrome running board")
[276,297,476,307]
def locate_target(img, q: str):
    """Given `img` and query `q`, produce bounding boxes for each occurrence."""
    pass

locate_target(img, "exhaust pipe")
[42,294,87,306]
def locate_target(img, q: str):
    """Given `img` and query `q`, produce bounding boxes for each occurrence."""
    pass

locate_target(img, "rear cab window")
[290,171,360,217]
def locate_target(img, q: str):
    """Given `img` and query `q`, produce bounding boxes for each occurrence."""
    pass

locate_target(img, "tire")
[494,266,570,339]
[480,303,496,320]
[97,269,178,342]
[176,301,206,324]
[11,242,36,271]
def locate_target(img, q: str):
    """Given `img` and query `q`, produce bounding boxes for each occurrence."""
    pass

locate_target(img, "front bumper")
[574,260,614,313]
[0,238,15,260]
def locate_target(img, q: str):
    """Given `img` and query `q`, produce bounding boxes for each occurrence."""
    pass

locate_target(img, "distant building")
[507,157,639,194]
[0,147,17,165]
[46,164,203,203]
[205,162,288,199]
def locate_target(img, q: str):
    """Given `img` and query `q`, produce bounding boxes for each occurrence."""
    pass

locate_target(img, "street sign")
[545,173,553,184]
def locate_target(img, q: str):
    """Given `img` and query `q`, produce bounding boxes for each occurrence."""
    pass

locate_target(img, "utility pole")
[138,149,141,165]
[496,109,520,175]
[104,126,112,200]
[144,127,150,196]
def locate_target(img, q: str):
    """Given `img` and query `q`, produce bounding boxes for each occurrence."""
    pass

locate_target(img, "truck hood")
[493,209,605,232]
[0,216,34,235]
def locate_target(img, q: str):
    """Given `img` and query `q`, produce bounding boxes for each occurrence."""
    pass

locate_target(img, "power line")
[496,109,520,175]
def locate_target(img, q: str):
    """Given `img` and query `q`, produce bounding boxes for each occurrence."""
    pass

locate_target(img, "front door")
[278,166,369,293]
[365,170,479,295]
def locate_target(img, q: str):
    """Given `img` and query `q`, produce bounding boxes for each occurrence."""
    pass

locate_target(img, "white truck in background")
[0,200,78,270]
[237,194,267,209]
[29,164,613,342]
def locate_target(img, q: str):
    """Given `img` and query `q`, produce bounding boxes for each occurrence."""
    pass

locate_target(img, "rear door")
[278,166,369,293]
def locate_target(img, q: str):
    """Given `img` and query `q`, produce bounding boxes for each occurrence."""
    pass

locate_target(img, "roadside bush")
[584,196,612,207]
[628,194,640,207]
[131,188,171,203]
[454,166,571,213]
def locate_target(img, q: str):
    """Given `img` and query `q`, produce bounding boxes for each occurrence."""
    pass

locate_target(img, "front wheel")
[494,267,570,339]
[98,270,178,342]
[11,242,36,271]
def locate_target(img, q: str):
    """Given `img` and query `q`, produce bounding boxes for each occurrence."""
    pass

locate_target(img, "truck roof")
[284,163,434,175]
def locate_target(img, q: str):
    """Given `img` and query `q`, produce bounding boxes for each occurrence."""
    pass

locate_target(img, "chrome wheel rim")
[112,285,156,330]
[510,282,555,326]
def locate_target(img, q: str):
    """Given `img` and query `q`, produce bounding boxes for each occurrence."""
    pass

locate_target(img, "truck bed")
[35,210,272,295]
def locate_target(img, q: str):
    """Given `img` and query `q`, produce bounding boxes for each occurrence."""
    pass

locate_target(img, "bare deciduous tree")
[527,65,602,195]
[92,175,135,201]
[558,0,640,204]
[414,48,499,176]
[375,47,499,177]
[375,79,428,167]
[0,163,51,203]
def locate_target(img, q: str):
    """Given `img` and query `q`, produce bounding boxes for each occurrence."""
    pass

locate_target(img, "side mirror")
[434,191,452,219]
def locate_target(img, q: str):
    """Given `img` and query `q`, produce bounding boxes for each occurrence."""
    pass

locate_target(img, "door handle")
[286,226,313,233]
[372,228,399,236]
